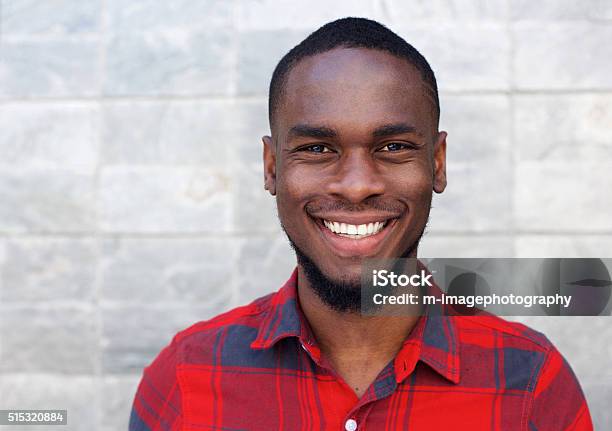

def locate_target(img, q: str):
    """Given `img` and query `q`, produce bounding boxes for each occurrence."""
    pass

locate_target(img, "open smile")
[312,215,399,257]
[322,219,388,238]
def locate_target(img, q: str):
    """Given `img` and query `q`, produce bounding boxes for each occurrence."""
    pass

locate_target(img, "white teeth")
[321,219,388,238]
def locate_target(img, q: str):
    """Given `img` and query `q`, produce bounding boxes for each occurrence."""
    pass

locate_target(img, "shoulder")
[154,291,276,368]
[454,314,592,428]
[454,313,552,352]
[452,314,557,392]
[129,293,277,430]
[178,292,273,339]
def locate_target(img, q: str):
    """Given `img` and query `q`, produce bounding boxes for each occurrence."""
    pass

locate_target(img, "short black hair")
[268,17,440,130]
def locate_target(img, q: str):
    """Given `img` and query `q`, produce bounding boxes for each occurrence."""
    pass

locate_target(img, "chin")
[326,269,363,287]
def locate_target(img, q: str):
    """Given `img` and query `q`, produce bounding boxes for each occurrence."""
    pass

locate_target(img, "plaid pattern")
[130,267,593,430]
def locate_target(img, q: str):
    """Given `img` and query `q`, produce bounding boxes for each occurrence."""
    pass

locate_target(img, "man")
[130,18,592,430]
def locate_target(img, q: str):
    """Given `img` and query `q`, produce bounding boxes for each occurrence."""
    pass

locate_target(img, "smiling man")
[130,18,592,431]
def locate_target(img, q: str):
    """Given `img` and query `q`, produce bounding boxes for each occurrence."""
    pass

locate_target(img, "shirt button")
[345,418,357,431]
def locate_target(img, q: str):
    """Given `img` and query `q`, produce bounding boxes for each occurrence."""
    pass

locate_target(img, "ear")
[432,131,447,194]
[262,135,277,196]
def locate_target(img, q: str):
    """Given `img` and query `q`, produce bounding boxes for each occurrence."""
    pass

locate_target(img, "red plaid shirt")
[130,268,593,430]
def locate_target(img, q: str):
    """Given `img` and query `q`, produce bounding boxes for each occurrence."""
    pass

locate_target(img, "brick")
[0,239,5,300]
[0,40,99,98]
[514,22,612,89]
[232,163,279,233]
[0,102,99,170]
[516,235,612,257]
[0,169,96,233]
[0,374,97,431]
[106,0,232,33]
[101,305,220,373]
[418,235,514,257]
[100,237,237,305]
[378,0,508,23]
[0,306,98,373]
[591,0,612,19]
[101,375,140,431]
[515,94,612,162]
[102,98,272,166]
[429,162,512,232]
[237,30,310,95]
[511,0,612,20]
[515,162,612,232]
[236,233,296,303]
[101,100,235,165]
[397,23,510,91]
[236,0,374,31]
[228,99,270,165]
[98,166,231,233]
[440,94,511,164]
[1,0,100,35]
[104,30,233,96]
[1,237,97,302]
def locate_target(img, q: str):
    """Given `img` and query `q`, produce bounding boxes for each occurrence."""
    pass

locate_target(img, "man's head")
[262,18,447,312]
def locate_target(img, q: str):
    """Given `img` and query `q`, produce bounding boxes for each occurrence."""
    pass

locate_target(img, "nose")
[325,149,385,203]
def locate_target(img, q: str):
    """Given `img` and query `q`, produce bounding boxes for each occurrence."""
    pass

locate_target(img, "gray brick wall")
[0,1,610,429]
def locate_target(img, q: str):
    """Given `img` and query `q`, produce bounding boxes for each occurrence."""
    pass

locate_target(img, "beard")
[283,220,428,314]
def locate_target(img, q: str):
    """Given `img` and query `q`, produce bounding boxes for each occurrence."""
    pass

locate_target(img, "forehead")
[277,47,436,138]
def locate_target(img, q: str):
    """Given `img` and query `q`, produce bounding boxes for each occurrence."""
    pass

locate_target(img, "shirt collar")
[250,265,461,385]
[250,267,312,349]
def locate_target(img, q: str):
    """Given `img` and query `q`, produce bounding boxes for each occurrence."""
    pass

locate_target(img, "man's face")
[263,47,447,286]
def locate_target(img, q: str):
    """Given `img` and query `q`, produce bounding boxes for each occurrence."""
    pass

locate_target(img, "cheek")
[394,164,434,199]
[392,168,434,229]
[275,167,319,232]
[278,163,328,203]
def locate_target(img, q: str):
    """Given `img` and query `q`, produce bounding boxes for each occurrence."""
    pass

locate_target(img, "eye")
[379,142,414,152]
[300,144,333,153]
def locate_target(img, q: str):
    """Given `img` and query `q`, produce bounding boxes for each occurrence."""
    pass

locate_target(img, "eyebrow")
[286,122,420,141]
[287,124,337,140]
[372,123,419,137]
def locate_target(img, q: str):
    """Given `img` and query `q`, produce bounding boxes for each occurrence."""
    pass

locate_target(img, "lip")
[311,214,399,258]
